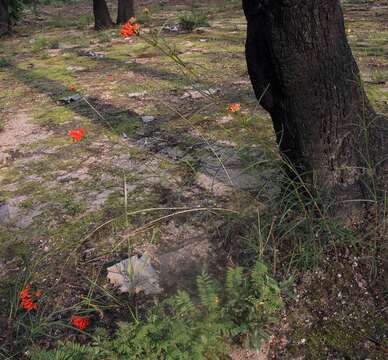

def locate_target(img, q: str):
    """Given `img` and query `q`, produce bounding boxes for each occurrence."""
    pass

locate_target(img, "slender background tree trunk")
[93,0,113,30]
[0,0,10,36]
[116,0,134,24]
[243,0,387,222]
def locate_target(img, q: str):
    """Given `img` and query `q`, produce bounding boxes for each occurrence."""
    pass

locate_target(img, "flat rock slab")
[59,94,82,104]
[78,50,106,58]
[0,195,40,228]
[0,203,10,223]
[196,172,232,196]
[181,88,221,100]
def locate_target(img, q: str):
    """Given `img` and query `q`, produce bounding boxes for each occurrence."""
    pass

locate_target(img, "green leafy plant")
[29,262,284,359]
[179,10,209,32]
[9,0,24,24]
[225,262,283,348]
[136,7,152,25]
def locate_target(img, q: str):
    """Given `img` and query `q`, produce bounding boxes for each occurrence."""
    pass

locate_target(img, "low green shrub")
[76,13,94,29]
[179,10,209,32]
[29,262,283,359]
[97,30,111,43]
[31,35,59,52]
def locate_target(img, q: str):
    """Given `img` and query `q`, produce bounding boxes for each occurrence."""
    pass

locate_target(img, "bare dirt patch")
[0,112,51,165]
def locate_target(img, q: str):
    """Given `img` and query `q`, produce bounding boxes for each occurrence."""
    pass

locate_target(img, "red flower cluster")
[68,127,86,142]
[228,103,241,113]
[19,285,92,331]
[71,315,91,330]
[121,17,141,38]
[19,284,41,311]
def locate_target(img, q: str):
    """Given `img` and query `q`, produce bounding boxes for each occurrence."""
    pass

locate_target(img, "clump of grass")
[179,10,209,32]
[31,35,59,52]
[46,11,92,29]
[0,118,5,131]
[342,0,374,3]
[371,69,386,84]
[137,7,152,25]
[97,30,111,43]
[77,13,94,29]
[31,35,48,51]
[41,0,76,4]
[0,56,10,68]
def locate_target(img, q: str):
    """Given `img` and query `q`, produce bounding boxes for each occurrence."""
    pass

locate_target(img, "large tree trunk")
[116,0,134,24]
[0,0,10,36]
[243,0,387,222]
[93,0,113,30]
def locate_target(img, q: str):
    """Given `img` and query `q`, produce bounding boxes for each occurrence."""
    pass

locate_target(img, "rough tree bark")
[0,0,10,36]
[93,0,113,30]
[243,0,387,222]
[116,0,134,24]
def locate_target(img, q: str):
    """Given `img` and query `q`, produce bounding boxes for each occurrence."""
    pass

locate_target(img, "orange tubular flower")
[19,284,40,311]
[71,315,91,330]
[120,18,141,38]
[21,299,38,311]
[19,285,31,299]
[228,103,241,113]
[68,128,86,142]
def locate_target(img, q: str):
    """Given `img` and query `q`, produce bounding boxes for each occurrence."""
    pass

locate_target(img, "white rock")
[107,253,162,295]
[66,66,86,72]
[141,115,155,124]
[128,91,147,98]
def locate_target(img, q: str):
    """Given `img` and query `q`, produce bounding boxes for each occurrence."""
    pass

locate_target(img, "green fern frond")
[226,265,244,293]
[172,290,196,317]
[196,272,219,311]
[251,261,268,289]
